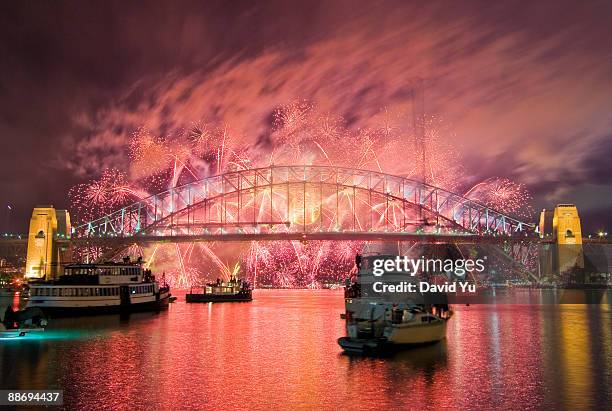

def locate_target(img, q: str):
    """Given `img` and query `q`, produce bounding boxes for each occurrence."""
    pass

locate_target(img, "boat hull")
[338,327,446,356]
[386,320,447,345]
[0,328,45,339]
[28,293,170,317]
[186,292,252,303]
[337,337,392,355]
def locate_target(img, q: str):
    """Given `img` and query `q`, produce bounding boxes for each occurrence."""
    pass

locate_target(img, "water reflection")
[0,290,610,410]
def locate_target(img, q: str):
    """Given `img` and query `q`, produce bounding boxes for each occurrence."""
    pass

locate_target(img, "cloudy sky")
[1,0,611,232]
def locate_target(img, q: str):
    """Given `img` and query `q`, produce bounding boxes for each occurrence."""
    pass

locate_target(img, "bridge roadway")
[72,231,535,245]
[4,233,611,262]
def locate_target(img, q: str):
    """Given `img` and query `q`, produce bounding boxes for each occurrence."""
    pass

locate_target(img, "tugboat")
[26,257,171,317]
[186,276,252,303]
[338,253,452,356]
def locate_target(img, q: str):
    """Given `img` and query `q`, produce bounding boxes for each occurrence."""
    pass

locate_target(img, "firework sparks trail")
[69,101,533,288]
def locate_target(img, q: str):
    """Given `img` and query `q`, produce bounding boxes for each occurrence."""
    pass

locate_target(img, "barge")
[186,276,252,303]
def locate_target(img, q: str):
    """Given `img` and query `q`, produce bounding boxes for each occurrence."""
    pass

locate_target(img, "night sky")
[1,0,611,232]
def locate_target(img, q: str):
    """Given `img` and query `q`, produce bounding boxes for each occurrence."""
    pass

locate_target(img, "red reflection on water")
[1,290,610,410]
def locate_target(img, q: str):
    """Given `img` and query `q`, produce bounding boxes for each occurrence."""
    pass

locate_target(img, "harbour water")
[1,290,611,410]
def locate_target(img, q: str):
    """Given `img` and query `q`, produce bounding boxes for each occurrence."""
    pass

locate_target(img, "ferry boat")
[26,258,171,316]
[338,253,452,355]
[186,276,252,303]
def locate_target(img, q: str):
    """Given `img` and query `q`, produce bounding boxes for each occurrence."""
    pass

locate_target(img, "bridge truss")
[74,165,535,242]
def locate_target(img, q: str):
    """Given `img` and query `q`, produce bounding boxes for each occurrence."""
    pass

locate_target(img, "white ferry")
[26,258,171,316]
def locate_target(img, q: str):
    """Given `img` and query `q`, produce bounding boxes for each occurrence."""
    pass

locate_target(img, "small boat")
[338,252,453,356]
[339,302,451,355]
[1,305,48,339]
[0,327,45,339]
[186,276,252,303]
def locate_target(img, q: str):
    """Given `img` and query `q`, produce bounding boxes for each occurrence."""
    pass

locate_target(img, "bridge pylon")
[538,204,584,282]
[25,206,71,281]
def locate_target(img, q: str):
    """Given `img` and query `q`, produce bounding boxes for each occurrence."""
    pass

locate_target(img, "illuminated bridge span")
[75,165,535,243]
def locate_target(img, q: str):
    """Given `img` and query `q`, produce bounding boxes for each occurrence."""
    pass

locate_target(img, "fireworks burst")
[69,100,533,288]
[464,178,534,219]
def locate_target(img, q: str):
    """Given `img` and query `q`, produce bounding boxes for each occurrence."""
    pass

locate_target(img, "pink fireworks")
[69,100,533,288]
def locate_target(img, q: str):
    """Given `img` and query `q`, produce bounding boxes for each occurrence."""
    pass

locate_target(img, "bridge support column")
[25,205,71,281]
[539,204,584,283]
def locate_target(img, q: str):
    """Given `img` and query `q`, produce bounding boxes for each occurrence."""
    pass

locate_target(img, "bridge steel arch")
[74,165,535,242]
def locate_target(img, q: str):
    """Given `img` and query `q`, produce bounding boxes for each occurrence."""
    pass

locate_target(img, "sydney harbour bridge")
[57,164,539,282]
[74,165,535,243]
